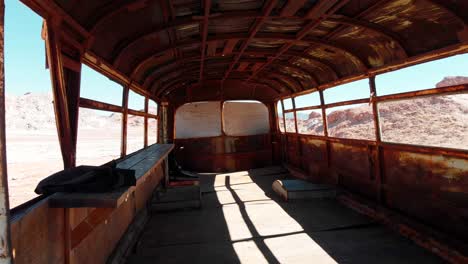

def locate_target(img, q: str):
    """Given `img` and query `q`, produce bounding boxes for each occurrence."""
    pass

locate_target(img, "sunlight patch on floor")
[264,233,337,264]
[232,241,269,264]
[245,202,304,236]
[221,204,253,241]
[216,172,338,263]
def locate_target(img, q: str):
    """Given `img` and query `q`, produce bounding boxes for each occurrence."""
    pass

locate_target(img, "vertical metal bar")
[369,76,384,203]
[319,90,333,184]
[269,102,278,163]
[161,102,169,144]
[292,97,299,134]
[319,90,328,137]
[281,100,286,132]
[144,97,148,147]
[156,103,159,144]
[369,76,382,142]
[273,102,279,132]
[45,20,74,168]
[220,100,225,135]
[63,65,81,168]
[121,86,129,157]
[292,97,301,170]
[280,99,287,163]
[0,1,12,261]
[219,100,226,169]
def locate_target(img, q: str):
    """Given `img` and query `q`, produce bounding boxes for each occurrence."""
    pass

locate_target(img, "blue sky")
[5,0,468,109]
[5,0,144,109]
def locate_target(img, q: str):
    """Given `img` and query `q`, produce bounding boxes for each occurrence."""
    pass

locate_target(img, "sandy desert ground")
[7,126,156,208]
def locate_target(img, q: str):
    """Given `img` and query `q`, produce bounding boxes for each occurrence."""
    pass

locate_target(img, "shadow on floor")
[127,167,445,264]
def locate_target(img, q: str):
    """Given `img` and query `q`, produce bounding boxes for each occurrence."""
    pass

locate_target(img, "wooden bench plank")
[49,144,174,208]
[49,187,132,208]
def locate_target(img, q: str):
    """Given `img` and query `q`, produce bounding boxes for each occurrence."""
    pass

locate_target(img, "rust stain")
[396,151,467,181]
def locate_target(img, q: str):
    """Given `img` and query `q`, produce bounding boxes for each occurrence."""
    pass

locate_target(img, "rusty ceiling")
[21,0,468,102]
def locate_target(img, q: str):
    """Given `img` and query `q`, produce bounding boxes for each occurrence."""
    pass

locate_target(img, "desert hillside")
[291,76,468,149]
[5,92,156,130]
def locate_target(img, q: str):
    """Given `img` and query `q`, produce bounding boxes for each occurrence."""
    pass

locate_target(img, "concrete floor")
[127,167,444,264]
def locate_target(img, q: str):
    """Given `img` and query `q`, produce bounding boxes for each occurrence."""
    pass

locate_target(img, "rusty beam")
[305,0,339,19]
[327,15,408,57]
[86,0,148,47]
[280,99,287,134]
[262,71,303,92]
[142,56,265,88]
[110,10,309,65]
[248,0,352,81]
[157,77,198,97]
[222,0,278,81]
[142,55,267,88]
[237,62,249,71]
[79,97,123,113]
[244,49,340,79]
[199,0,211,82]
[0,0,12,261]
[45,20,77,168]
[426,0,467,25]
[280,0,307,17]
[131,33,364,79]
[149,63,230,93]
[207,41,217,56]
[64,66,82,164]
[284,105,321,112]
[268,62,319,87]
[369,76,384,203]
[222,39,238,55]
[252,78,288,94]
[110,18,194,66]
[128,109,157,118]
[376,83,468,102]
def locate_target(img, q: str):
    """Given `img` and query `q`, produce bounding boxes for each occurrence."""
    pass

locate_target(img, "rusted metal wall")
[299,137,328,183]
[330,142,376,199]
[9,159,166,264]
[383,149,468,241]
[282,133,468,243]
[175,134,273,172]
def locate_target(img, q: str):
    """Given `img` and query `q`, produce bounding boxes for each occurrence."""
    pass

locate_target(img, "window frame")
[274,54,468,151]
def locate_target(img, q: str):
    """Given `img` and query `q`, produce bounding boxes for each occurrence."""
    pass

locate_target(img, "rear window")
[223,101,269,136]
[175,102,222,139]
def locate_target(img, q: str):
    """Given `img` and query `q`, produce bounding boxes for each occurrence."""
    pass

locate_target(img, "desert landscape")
[5,76,467,208]
[289,76,468,147]
[5,93,157,207]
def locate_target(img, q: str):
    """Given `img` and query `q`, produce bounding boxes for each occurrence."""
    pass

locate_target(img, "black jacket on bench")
[35,161,136,194]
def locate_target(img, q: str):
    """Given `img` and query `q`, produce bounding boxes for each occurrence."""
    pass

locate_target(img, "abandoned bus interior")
[0,0,467,263]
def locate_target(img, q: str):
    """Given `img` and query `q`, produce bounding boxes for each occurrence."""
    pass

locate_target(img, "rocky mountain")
[291,76,468,149]
[436,76,468,88]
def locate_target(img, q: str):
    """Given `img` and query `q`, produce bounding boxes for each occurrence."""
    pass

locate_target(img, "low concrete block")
[272,179,336,201]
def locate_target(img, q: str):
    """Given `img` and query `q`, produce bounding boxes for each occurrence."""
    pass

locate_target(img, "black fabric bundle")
[35,161,136,195]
